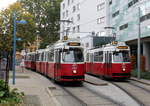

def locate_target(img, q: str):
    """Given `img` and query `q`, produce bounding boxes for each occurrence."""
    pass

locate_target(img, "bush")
[0,80,24,105]
[131,69,150,80]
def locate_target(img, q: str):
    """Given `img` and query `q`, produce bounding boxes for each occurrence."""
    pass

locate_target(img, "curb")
[130,77,150,86]
[46,87,62,106]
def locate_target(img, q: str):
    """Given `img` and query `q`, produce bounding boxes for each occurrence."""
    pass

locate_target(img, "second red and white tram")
[85,41,131,79]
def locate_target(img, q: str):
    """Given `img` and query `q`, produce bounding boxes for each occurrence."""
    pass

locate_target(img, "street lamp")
[12,12,27,85]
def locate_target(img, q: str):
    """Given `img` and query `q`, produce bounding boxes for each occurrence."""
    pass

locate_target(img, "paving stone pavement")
[9,66,57,106]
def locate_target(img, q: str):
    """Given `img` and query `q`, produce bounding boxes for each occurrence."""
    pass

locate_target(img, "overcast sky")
[0,0,17,10]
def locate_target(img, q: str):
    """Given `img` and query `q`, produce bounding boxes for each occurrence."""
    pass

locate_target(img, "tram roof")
[54,39,82,49]
[87,41,130,53]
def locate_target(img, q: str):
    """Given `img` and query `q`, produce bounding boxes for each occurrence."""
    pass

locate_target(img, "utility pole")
[137,7,141,79]
[12,12,17,85]
[60,20,73,40]
[12,12,27,84]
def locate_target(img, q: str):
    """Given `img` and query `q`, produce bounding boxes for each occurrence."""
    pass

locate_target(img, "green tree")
[0,2,36,51]
[20,0,62,48]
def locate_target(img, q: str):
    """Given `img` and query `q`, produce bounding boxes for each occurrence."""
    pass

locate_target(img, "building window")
[63,12,65,18]
[73,6,76,12]
[128,0,139,8]
[97,2,105,11]
[77,25,80,32]
[109,0,112,5]
[67,18,70,25]
[77,3,80,10]
[66,10,68,17]
[73,27,75,33]
[86,43,89,48]
[119,23,128,30]
[71,17,74,23]
[68,0,70,6]
[140,13,150,22]
[72,0,74,3]
[97,17,105,24]
[63,3,65,9]
[112,10,119,18]
[77,14,80,21]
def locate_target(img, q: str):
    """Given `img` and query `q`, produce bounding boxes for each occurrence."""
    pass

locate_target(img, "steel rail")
[111,82,145,106]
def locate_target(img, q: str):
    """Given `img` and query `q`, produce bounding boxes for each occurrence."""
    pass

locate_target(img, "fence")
[0,51,12,84]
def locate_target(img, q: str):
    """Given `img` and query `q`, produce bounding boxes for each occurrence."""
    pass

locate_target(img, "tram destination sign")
[117,46,128,49]
[68,42,80,46]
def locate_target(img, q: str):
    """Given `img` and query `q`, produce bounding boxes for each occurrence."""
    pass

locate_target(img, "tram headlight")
[123,68,126,72]
[73,70,77,74]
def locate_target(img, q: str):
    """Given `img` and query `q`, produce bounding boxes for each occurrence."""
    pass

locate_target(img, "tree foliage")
[0,80,24,104]
[20,0,62,48]
[0,2,36,51]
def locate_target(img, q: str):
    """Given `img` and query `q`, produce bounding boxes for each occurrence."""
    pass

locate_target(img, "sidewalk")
[9,66,57,106]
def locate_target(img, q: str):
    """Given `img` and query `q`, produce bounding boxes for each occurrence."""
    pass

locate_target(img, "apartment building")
[60,0,150,71]
[110,0,150,71]
[60,0,111,49]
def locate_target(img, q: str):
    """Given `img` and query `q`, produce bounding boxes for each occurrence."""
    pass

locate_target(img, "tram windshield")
[62,48,84,62]
[113,51,130,62]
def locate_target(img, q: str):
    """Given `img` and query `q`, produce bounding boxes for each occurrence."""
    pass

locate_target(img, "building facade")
[110,0,150,71]
[60,0,111,40]
[60,0,150,71]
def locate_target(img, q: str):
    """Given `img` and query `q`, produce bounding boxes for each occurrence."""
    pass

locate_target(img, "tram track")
[130,78,150,86]
[83,83,124,106]
[61,86,88,106]
[60,83,123,106]
[111,80,150,106]
[129,80,150,93]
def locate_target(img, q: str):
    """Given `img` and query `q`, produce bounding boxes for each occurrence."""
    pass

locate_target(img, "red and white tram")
[24,52,36,70]
[25,39,85,82]
[85,41,131,79]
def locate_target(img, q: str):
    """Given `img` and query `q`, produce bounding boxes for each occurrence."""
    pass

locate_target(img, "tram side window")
[90,53,93,62]
[41,53,43,61]
[99,51,103,62]
[36,53,39,61]
[29,55,31,61]
[48,52,54,62]
[94,51,103,62]
[94,52,99,62]
[86,53,89,62]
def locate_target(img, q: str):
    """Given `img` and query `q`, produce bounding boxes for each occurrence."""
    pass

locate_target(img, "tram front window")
[63,48,84,62]
[113,51,130,62]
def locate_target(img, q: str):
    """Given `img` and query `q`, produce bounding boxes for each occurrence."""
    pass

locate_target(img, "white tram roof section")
[88,42,130,53]
[27,52,36,55]
[36,49,47,53]
[54,39,83,49]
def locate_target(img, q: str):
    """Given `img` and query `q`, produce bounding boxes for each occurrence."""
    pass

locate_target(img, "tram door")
[90,53,94,74]
[104,52,112,77]
[55,50,61,80]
